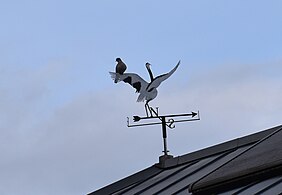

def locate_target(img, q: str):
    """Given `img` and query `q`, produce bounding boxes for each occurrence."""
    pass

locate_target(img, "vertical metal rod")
[161,116,168,155]
[156,107,159,116]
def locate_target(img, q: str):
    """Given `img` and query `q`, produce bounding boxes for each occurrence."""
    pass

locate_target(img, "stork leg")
[145,101,153,117]
[145,103,149,117]
[148,104,153,117]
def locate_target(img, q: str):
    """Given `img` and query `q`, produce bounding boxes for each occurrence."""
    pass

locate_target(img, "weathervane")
[109,58,200,157]
[127,107,200,156]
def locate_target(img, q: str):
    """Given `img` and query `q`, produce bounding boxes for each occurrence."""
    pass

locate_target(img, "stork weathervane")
[109,58,200,157]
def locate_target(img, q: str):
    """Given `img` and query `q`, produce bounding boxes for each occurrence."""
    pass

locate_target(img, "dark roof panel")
[156,147,250,195]
[120,162,195,195]
[260,177,282,194]
[88,125,282,195]
[218,176,282,195]
[160,125,280,169]
[190,125,282,194]
[88,166,162,195]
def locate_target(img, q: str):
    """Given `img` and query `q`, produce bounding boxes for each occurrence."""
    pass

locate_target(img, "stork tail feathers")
[109,72,120,83]
[137,93,146,102]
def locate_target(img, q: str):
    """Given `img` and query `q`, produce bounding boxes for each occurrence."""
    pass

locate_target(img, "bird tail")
[137,93,145,102]
[109,72,121,83]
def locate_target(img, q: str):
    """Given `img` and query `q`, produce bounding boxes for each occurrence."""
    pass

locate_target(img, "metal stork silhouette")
[110,60,180,117]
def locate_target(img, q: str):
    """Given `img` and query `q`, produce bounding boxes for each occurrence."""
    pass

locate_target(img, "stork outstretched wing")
[109,72,148,93]
[147,60,180,91]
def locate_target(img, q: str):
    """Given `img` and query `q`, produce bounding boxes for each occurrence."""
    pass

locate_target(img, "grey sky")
[1,1,282,194]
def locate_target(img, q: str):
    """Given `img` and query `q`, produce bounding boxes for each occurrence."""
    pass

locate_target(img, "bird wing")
[147,60,180,90]
[109,72,148,93]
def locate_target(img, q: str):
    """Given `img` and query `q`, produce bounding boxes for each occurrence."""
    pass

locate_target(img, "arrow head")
[133,116,141,122]
[191,112,197,118]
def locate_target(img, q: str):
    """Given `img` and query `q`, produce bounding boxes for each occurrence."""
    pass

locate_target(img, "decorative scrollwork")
[168,118,175,129]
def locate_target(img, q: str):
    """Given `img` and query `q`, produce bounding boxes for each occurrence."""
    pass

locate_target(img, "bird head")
[116,58,122,62]
[145,62,151,69]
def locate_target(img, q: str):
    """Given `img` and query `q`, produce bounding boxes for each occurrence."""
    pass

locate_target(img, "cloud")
[0,62,81,194]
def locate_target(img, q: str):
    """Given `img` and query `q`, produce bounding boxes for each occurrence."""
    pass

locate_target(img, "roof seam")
[116,169,165,194]
[171,125,282,168]
[135,161,198,194]
[170,150,238,195]
[154,152,229,194]
[254,176,282,194]
[189,126,282,193]
[88,125,282,195]
[87,166,162,195]
[232,181,259,195]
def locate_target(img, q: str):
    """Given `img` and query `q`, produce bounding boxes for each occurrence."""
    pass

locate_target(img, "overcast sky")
[1,1,282,194]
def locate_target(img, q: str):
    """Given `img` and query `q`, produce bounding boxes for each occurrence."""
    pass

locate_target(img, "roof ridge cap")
[159,125,282,168]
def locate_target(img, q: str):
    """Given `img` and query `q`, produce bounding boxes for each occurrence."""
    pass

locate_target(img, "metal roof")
[88,125,282,195]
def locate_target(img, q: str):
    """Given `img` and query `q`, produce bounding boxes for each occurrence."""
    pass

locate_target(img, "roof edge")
[190,164,282,195]
[156,124,282,168]
[189,125,282,193]
[87,165,162,195]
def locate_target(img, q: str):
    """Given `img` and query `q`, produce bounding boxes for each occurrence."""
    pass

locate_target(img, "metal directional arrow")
[127,107,200,156]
